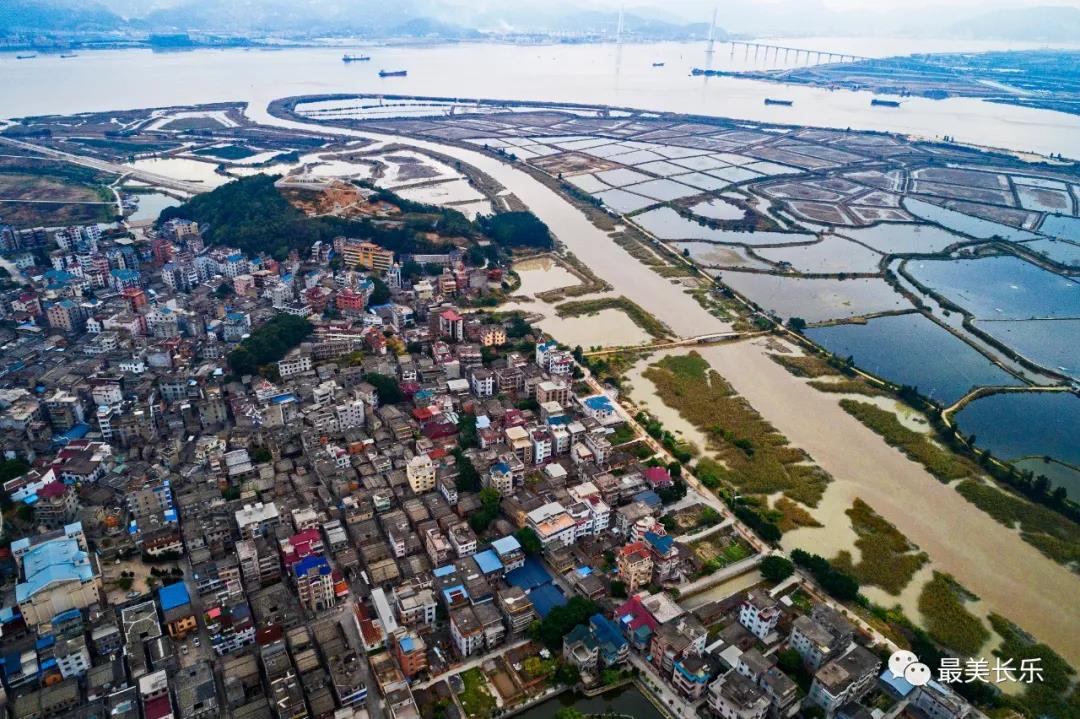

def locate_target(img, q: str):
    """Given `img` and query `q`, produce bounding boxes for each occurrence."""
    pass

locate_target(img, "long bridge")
[726,40,870,65]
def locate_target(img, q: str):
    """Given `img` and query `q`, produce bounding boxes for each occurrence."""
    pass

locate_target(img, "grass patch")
[609,423,637,445]
[917,571,989,655]
[772,496,822,533]
[988,614,1077,719]
[839,400,977,482]
[555,296,671,340]
[832,498,928,595]
[955,479,1080,569]
[459,668,497,719]
[68,136,181,155]
[689,533,753,575]
[162,116,227,131]
[808,379,886,397]
[769,353,841,378]
[644,352,830,506]
[193,144,259,160]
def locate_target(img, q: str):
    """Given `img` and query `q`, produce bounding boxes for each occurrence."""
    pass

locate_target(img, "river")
[4,39,1080,158]
[5,36,1079,665]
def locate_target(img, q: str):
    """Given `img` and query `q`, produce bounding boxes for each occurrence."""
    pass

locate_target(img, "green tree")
[610,580,627,599]
[453,449,482,492]
[515,527,542,556]
[368,275,391,305]
[478,211,553,250]
[362,373,403,405]
[761,555,795,583]
[469,487,501,533]
[457,413,478,450]
[554,709,585,719]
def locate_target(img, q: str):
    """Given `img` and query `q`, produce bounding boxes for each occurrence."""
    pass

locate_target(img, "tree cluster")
[227,314,313,377]
[791,549,860,601]
[477,211,553,250]
[528,596,600,650]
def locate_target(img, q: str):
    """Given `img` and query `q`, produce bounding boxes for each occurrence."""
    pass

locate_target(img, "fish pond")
[806,312,1023,405]
[955,391,1080,498]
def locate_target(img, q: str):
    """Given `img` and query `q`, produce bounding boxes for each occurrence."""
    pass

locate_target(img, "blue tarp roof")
[528,584,567,618]
[584,395,614,411]
[158,582,190,612]
[433,564,456,578]
[505,556,552,591]
[473,549,503,575]
[645,531,675,554]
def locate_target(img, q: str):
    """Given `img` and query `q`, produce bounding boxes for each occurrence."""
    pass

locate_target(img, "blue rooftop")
[584,395,614,411]
[433,564,456,578]
[590,613,629,654]
[491,535,522,556]
[644,531,675,554]
[492,462,510,475]
[295,554,331,577]
[15,538,95,604]
[879,669,916,697]
[442,583,468,605]
[528,584,567,618]
[505,556,552,591]
[473,549,503,575]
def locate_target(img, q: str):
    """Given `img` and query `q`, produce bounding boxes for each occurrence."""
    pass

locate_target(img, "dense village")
[0,188,991,719]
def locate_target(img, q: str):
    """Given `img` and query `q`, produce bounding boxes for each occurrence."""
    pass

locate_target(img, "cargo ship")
[15,54,36,60]
[764,98,793,106]
[871,98,901,107]
[342,54,370,62]
[652,62,665,67]
[60,53,78,58]
[379,69,407,77]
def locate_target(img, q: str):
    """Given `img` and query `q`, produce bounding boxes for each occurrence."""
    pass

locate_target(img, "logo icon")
[888,649,918,679]
[904,662,932,687]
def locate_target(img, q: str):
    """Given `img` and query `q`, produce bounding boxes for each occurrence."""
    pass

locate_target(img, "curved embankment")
[252,101,1080,666]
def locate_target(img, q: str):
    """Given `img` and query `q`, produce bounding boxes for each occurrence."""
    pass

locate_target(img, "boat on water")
[764,98,793,106]
[15,54,37,60]
[342,54,370,62]
[871,98,901,108]
[60,53,78,58]
[652,62,665,67]
[379,69,407,77]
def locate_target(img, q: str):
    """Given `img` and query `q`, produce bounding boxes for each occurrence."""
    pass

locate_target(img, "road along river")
[251,105,1080,665]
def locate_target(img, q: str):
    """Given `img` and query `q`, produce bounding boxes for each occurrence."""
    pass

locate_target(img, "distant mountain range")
[4,0,1080,44]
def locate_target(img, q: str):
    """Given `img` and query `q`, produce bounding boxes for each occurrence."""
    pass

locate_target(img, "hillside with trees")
[158,175,466,260]
[227,314,313,376]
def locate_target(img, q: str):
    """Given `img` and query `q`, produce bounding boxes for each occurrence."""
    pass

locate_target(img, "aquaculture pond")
[835,222,968,254]
[805,313,1023,405]
[973,319,1080,381]
[688,197,746,220]
[633,206,815,245]
[755,235,883,274]
[1040,213,1080,242]
[126,192,180,222]
[903,197,1040,241]
[1020,238,1080,268]
[955,391,1080,499]
[904,255,1080,320]
[720,272,911,323]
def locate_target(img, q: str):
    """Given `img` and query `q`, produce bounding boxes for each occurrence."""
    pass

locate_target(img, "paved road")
[0,135,205,195]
